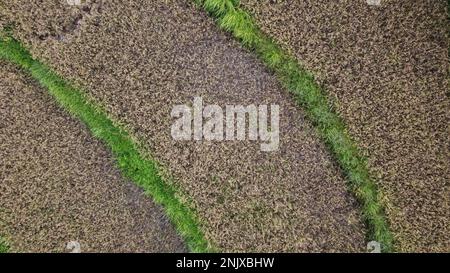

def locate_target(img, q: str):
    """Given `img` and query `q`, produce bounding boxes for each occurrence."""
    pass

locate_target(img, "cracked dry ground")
[241,0,450,252]
[0,0,369,251]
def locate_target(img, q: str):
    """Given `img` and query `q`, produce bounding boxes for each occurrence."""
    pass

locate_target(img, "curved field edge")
[0,35,212,253]
[193,0,394,252]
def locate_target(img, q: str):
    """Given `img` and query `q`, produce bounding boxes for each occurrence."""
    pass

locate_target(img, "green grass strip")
[194,0,394,252]
[0,237,9,253]
[0,36,212,253]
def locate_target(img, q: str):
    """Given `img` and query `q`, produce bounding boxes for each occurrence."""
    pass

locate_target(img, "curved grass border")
[0,35,212,253]
[194,0,394,252]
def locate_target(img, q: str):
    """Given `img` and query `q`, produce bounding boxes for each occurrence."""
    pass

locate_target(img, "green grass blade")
[0,237,9,253]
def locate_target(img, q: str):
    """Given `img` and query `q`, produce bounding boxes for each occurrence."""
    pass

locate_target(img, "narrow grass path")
[194,0,393,252]
[0,36,211,253]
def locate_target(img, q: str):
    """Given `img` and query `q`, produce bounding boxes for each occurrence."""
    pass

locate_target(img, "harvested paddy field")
[1,0,367,252]
[0,61,186,252]
[1,0,448,253]
[241,0,450,252]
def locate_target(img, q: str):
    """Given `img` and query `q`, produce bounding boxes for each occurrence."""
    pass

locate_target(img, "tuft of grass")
[0,237,9,253]
[194,0,394,252]
[0,36,213,253]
